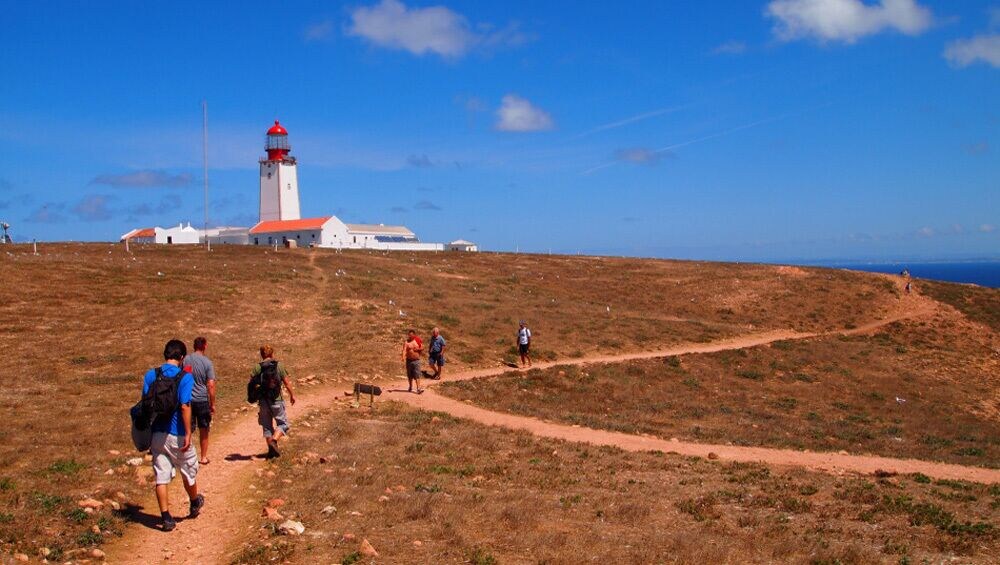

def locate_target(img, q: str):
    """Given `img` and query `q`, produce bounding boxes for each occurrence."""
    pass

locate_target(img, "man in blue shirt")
[141,339,205,531]
[428,327,447,380]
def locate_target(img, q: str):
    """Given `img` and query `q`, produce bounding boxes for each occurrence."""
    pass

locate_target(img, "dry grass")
[0,242,925,557]
[441,315,1000,467]
[227,402,1000,564]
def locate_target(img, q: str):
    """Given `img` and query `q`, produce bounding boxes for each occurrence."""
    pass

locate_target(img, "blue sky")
[0,0,997,261]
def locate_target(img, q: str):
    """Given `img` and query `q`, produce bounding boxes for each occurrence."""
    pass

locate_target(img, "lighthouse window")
[267,173,272,179]
[287,184,291,190]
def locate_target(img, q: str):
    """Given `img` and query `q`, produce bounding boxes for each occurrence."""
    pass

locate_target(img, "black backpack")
[141,367,180,425]
[249,360,282,404]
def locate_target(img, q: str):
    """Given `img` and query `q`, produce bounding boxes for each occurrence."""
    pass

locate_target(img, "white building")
[248,216,444,250]
[156,223,200,245]
[200,226,250,245]
[447,239,479,252]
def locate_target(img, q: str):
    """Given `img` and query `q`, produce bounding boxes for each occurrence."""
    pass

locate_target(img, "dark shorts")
[519,343,530,355]
[192,401,212,430]
[406,359,422,380]
[429,352,445,366]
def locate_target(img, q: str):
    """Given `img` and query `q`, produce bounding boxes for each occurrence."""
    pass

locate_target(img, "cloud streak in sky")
[91,170,193,188]
[766,0,933,43]
[584,114,793,174]
[573,105,689,139]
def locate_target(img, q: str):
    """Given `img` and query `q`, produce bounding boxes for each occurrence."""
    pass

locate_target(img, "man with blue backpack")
[139,339,205,532]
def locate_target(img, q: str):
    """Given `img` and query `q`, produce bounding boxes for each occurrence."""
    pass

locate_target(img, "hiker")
[905,281,912,294]
[427,327,446,380]
[186,336,216,465]
[517,321,532,367]
[140,339,204,532]
[250,345,296,459]
[403,329,424,393]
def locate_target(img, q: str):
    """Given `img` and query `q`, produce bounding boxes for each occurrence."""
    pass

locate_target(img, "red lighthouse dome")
[265,120,291,161]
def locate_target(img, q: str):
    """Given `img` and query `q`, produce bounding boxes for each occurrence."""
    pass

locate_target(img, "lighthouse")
[259,120,301,222]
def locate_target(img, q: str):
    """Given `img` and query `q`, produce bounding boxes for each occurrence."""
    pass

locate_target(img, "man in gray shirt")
[186,336,216,465]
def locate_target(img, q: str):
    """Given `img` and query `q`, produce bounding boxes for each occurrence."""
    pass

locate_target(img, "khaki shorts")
[151,432,199,486]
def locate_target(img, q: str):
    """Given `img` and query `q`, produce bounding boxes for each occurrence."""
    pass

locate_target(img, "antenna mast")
[202,100,210,248]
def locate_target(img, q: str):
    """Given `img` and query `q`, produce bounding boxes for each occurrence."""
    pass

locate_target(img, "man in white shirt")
[517,321,532,368]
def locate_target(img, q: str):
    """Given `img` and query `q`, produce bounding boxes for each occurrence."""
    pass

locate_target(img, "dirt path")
[105,284,965,563]
[396,389,1000,483]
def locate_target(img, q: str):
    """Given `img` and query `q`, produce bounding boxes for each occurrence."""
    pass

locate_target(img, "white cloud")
[495,95,554,132]
[712,40,748,54]
[981,223,997,233]
[304,20,334,42]
[916,226,935,237]
[766,0,933,43]
[346,0,528,58]
[944,34,1000,68]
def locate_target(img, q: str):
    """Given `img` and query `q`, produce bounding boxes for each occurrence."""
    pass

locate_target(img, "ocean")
[815,261,1000,289]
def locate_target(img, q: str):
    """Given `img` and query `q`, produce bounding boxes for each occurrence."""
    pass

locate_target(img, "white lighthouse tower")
[259,120,301,222]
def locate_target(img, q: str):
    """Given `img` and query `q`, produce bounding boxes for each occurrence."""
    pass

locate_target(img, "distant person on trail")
[517,321,532,368]
[905,281,912,294]
[186,336,216,465]
[250,345,296,459]
[140,339,204,532]
[403,329,424,393]
[428,327,446,380]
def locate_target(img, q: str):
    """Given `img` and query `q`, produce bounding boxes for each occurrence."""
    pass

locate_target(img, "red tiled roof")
[127,228,156,239]
[250,217,332,234]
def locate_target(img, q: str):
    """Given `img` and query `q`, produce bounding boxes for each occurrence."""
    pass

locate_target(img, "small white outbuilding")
[447,239,479,252]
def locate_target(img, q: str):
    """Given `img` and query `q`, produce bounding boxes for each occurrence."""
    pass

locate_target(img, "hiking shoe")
[162,515,177,532]
[267,444,281,459]
[189,494,205,518]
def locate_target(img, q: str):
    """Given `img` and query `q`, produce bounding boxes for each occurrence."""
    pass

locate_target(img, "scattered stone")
[320,505,337,515]
[108,450,121,456]
[110,501,121,511]
[115,491,127,502]
[13,553,28,562]
[838,450,849,456]
[393,485,407,492]
[278,520,305,536]
[265,471,276,478]
[384,487,393,495]
[39,547,51,557]
[84,507,95,514]
[126,457,143,466]
[707,452,719,460]
[268,498,285,508]
[430,416,441,424]
[348,511,362,516]
[359,538,379,557]
[78,498,104,509]
[143,454,153,463]
[342,533,356,542]
[91,548,106,559]
[669,438,679,443]
[91,524,101,534]
[263,506,284,522]
[378,495,389,503]
[104,468,115,475]
[412,540,423,547]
